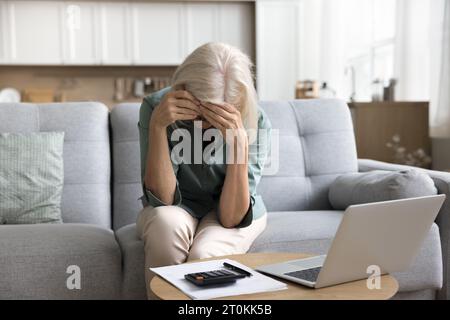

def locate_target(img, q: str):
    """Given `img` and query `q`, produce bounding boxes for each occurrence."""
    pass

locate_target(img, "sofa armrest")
[358,158,450,299]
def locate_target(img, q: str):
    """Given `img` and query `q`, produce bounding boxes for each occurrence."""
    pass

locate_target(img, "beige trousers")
[136,205,267,299]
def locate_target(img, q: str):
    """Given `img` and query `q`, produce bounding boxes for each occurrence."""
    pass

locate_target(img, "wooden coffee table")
[150,252,399,300]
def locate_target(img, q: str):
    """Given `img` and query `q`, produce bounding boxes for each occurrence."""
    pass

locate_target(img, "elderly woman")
[136,42,271,297]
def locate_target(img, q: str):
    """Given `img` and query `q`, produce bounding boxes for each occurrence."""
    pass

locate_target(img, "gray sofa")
[0,99,449,300]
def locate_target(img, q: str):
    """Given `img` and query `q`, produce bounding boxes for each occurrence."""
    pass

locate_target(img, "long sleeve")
[138,87,182,207]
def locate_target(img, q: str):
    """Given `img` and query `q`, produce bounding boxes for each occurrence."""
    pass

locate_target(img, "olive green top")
[138,87,271,227]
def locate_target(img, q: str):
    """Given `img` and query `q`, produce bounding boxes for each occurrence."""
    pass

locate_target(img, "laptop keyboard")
[284,267,322,283]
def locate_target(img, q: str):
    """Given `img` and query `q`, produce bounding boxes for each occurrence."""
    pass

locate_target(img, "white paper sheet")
[150,259,287,300]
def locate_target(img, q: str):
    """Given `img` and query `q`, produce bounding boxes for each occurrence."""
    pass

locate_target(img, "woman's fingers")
[173,113,198,121]
[167,90,201,115]
[171,90,200,105]
[217,102,239,114]
[175,109,198,117]
[202,111,224,132]
[200,107,228,127]
[202,102,236,120]
[175,99,201,114]
[201,105,229,128]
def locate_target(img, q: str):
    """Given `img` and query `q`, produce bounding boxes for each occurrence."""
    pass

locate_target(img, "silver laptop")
[256,195,446,288]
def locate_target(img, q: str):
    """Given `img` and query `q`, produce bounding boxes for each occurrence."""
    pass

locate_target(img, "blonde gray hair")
[171,42,258,136]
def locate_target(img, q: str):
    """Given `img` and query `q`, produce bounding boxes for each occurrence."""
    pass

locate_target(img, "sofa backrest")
[0,102,111,228]
[110,99,358,230]
[110,103,142,230]
[257,100,358,211]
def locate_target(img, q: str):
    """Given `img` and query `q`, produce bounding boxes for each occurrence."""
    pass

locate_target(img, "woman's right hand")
[150,90,201,129]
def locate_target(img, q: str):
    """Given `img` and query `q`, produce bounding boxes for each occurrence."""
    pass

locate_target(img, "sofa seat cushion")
[116,211,442,296]
[0,223,122,299]
[249,211,442,292]
[250,211,343,253]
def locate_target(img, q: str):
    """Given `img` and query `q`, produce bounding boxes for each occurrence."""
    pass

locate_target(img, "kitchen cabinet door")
[218,2,254,60]
[99,2,131,65]
[184,3,254,61]
[185,3,218,54]
[7,1,63,64]
[132,2,184,65]
[62,2,99,65]
[0,1,7,63]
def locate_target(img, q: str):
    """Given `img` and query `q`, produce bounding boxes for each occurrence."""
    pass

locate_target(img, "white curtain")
[395,0,449,137]
[431,0,450,137]
[299,0,449,116]
[394,0,433,101]
[298,0,364,100]
[317,0,347,98]
[299,0,398,101]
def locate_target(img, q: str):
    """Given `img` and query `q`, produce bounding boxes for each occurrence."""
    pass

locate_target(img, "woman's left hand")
[200,102,248,145]
[201,102,250,227]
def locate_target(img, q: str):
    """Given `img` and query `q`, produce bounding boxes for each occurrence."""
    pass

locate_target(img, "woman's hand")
[150,90,201,129]
[145,90,199,205]
[201,102,251,228]
[200,102,248,145]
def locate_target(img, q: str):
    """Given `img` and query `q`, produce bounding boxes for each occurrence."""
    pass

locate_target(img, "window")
[343,0,397,101]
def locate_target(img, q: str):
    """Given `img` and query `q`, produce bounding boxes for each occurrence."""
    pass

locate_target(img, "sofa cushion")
[0,103,111,228]
[249,211,442,292]
[0,223,122,299]
[329,170,438,209]
[250,211,343,254]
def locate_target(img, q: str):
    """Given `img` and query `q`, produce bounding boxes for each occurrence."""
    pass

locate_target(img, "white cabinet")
[131,2,255,65]
[184,2,254,60]
[0,1,7,63]
[62,2,99,65]
[132,2,184,65]
[8,1,63,64]
[256,0,302,100]
[185,3,218,54]
[99,2,131,65]
[218,3,254,59]
[0,1,255,66]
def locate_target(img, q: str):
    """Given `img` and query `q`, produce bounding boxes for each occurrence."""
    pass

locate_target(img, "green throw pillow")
[0,132,64,224]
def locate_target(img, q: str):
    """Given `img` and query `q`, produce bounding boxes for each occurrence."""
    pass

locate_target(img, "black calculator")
[185,262,252,286]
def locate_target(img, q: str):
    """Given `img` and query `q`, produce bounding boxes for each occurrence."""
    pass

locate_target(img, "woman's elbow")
[219,215,238,229]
